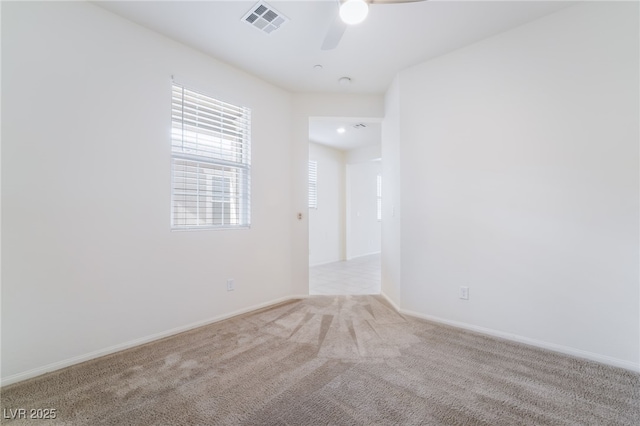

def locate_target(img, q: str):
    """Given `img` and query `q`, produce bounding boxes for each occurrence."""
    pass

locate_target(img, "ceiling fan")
[321,0,425,50]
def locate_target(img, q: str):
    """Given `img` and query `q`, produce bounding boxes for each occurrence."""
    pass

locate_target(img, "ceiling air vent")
[242,1,289,35]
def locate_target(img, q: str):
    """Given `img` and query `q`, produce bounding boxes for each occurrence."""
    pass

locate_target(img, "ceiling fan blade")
[321,15,347,51]
[320,0,423,50]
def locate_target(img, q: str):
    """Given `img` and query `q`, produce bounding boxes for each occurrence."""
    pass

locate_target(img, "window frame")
[170,82,251,230]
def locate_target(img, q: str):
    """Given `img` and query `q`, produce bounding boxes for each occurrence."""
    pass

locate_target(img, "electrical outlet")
[459,286,469,300]
[227,279,235,291]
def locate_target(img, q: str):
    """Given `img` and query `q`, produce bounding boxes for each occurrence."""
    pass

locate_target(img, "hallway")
[309,253,380,295]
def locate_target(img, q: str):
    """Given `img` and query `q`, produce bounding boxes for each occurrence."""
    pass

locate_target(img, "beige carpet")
[2,295,639,425]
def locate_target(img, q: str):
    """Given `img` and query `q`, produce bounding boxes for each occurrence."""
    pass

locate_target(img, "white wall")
[381,77,402,307]
[308,142,345,266]
[346,148,381,259]
[345,144,381,164]
[389,2,639,369]
[308,141,382,265]
[1,1,295,383]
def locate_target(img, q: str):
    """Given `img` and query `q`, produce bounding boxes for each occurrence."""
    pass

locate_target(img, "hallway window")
[171,83,251,229]
[377,173,382,221]
[309,160,318,209]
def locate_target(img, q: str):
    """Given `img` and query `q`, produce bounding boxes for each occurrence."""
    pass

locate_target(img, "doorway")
[307,117,382,295]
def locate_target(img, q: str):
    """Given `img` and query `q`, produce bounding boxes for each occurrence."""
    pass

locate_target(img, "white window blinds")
[377,173,382,221]
[308,160,318,209]
[171,83,251,229]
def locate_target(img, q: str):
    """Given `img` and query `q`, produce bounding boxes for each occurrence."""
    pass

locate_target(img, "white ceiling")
[309,117,381,151]
[95,0,573,95]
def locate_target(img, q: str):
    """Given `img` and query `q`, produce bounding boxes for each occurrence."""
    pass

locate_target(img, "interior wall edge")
[379,291,401,313]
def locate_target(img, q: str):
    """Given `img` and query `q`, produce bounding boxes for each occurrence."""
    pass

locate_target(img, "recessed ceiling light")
[337,127,346,134]
[313,64,323,70]
[339,77,352,86]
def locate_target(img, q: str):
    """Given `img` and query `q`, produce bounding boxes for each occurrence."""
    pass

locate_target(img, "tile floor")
[309,253,381,295]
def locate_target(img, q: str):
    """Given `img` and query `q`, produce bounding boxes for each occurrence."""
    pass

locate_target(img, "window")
[308,160,318,209]
[377,173,382,221]
[171,83,251,229]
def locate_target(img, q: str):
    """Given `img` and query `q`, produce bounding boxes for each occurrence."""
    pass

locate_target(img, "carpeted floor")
[2,295,639,425]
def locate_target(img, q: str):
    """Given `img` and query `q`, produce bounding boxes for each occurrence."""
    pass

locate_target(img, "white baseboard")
[289,294,310,300]
[346,251,381,261]
[380,292,638,373]
[309,259,342,267]
[0,295,306,387]
[399,308,640,373]
[379,291,401,312]
[5,294,636,386]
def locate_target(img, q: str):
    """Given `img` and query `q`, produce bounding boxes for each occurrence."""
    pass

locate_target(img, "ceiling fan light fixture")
[339,0,369,25]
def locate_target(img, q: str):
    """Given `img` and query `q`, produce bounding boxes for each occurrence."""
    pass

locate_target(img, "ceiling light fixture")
[337,127,346,134]
[339,0,369,25]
